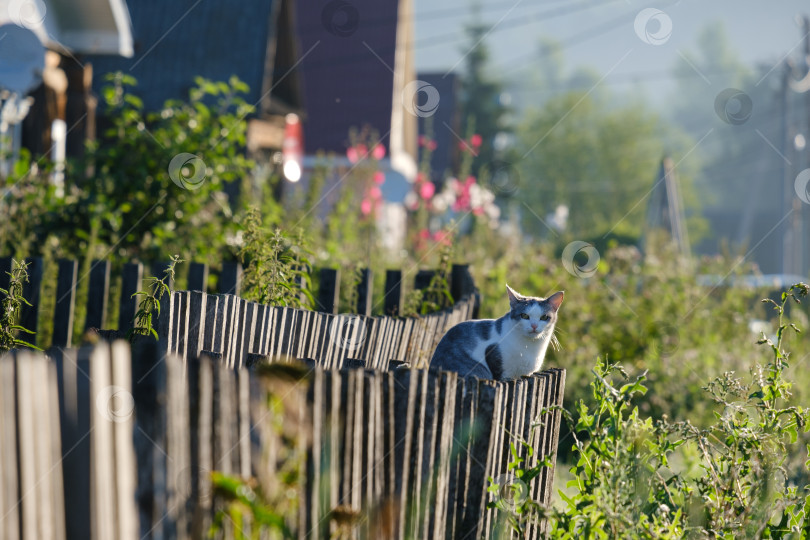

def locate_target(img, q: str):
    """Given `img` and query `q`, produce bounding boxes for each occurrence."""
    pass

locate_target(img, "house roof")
[86,0,298,115]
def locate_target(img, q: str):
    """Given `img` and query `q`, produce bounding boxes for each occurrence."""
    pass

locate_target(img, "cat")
[429,285,563,381]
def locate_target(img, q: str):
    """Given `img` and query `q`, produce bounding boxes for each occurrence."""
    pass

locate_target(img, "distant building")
[0,0,134,158]
[416,72,461,185]
[294,0,418,179]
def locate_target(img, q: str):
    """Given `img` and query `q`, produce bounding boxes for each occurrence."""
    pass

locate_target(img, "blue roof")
[86,0,279,112]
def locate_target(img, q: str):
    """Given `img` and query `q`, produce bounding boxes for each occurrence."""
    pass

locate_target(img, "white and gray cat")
[429,285,563,380]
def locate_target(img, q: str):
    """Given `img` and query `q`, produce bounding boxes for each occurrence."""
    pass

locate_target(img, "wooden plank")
[459,381,498,537]
[15,350,40,539]
[356,268,372,317]
[54,347,92,539]
[219,261,242,295]
[0,257,12,297]
[20,257,43,344]
[186,291,207,361]
[413,270,434,292]
[451,264,475,301]
[118,263,143,333]
[0,353,20,540]
[90,342,117,540]
[187,262,209,293]
[150,261,173,290]
[383,270,403,316]
[416,370,441,539]
[189,355,214,538]
[203,294,219,353]
[316,268,340,314]
[84,260,111,332]
[110,340,138,540]
[52,259,78,348]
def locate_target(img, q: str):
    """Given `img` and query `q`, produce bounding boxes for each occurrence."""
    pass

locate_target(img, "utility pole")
[780,15,810,277]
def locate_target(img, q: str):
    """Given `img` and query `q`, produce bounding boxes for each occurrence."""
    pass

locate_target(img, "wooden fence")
[152,287,477,370]
[0,256,478,349]
[0,341,565,539]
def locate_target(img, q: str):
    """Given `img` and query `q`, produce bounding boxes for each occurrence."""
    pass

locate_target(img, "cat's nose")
[531,323,538,330]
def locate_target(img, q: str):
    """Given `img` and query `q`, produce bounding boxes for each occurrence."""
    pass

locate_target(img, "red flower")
[419,181,435,200]
[418,135,426,147]
[471,134,482,148]
[360,198,372,215]
[372,144,386,160]
[347,147,359,163]
[373,171,385,185]
[368,185,382,200]
[428,140,437,151]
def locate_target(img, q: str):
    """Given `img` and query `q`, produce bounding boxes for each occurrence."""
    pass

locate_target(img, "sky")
[413,0,810,103]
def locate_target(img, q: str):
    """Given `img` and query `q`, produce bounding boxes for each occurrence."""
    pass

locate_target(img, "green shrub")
[489,283,810,538]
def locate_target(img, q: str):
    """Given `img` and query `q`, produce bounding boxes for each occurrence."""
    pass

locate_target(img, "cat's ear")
[506,284,524,307]
[546,291,564,311]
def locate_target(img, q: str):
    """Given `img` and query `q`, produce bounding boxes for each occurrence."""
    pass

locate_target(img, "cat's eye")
[540,314,551,321]
[520,313,530,319]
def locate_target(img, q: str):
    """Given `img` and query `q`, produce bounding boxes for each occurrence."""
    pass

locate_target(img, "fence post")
[187,262,209,293]
[20,257,44,344]
[52,259,78,348]
[383,270,403,316]
[414,270,435,292]
[84,260,111,332]
[219,262,242,295]
[356,268,372,316]
[451,264,475,300]
[150,261,174,289]
[118,263,143,332]
[316,268,340,314]
[0,256,11,295]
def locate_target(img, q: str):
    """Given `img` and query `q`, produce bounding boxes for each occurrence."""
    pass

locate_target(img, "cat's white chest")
[498,337,548,379]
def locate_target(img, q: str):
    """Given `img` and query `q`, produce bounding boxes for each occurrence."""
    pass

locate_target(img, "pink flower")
[433,230,453,246]
[465,175,476,187]
[373,171,385,185]
[347,147,359,163]
[360,198,373,215]
[368,185,382,200]
[418,135,426,147]
[418,228,430,240]
[471,134,482,148]
[473,207,485,216]
[416,172,426,184]
[428,140,437,151]
[372,144,386,160]
[419,181,435,200]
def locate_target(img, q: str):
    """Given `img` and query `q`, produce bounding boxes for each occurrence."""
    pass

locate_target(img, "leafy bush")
[489,283,810,538]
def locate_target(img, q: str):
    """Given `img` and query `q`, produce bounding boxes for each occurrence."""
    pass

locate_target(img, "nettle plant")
[489,283,810,539]
[0,259,41,352]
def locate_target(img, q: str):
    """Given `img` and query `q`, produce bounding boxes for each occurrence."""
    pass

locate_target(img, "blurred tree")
[517,91,702,241]
[459,3,510,175]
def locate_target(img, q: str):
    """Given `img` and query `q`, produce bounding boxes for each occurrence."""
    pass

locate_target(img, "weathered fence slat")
[84,260,111,332]
[52,259,78,348]
[20,257,43,344]
[383,269,403,316]
[356,268,372,317]
[219,261,242,296]
[118,262,143,333]
[187,262,209,293]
